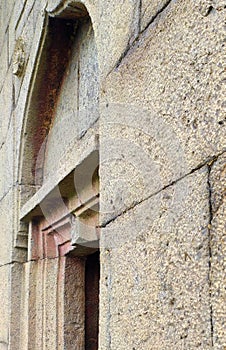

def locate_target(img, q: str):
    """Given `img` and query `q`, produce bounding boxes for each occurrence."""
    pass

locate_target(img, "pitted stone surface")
[100,168,212,349]
[0,190,14,265]
[141,0,171,31]
[100,0,226,224]
[0,0,225,349]
[0,265,10,347]
[210,152,226,349]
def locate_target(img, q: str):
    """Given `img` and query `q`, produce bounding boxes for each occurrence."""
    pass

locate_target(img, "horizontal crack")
[0,260,24,268]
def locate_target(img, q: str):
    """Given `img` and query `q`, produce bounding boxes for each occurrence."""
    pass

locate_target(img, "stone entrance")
[18,2,100,348]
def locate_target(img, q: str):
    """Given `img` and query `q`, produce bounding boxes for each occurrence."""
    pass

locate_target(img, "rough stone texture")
[0,265,10,349]
[96,0,140,77]
[9,263,24,350]
[141,0,171,31]
[0,0,225,349]
[46,0,140,77]
[43,18,99,180]
[78,19,99,137]
[0,189,13,266]
[210,152,226,349]
[100,0,226,224]
[100,168,212,349]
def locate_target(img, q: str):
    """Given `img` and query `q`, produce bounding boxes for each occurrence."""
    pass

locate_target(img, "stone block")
[78,19,99,138]
[43,32,79,180]
[0,265,10,347]
[141,0,171,32]
[15,0,36,39]
[0,70,13,148]
[0,122,14,201]
[96,0,140,77]
[9,263,24,350]
[209,152,226,349]
[0,189,14,265]
[100,1,226,224]
[99,168,212,349]
[0,37,8,91]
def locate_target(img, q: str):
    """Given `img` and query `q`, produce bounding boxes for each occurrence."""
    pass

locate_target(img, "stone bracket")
[20,144,99,257]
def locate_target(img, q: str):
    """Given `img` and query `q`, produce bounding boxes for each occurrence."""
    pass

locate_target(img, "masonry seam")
[141,0,174,34]
[106,250,112,349]
[110,0,176,73]
[139,0,142,33]
[207,159,215,347]
[101,149,226,228]
[0,261,24,268]
[0,186,14,203]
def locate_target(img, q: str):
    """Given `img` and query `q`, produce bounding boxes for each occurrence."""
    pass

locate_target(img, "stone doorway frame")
[16,2,101,348]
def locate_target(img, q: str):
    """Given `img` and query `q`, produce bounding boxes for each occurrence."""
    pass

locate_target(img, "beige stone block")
[210,152,226,349]
[15,0,36,39]
[44,258,58,350]
[100,1,226,224]
[46,0,139,76]
[99,168,212,349]
[43,30,79,180]
[141,0,171,31]
[8,0,24,62]
[9,263,24,350]
[0,37,8,91]
[0,189,14,265]
[0,265,10,347]
[0,123,14,201]
[78,19,99,138]
[0,70,13,148]
[0,1,14,52]
[96,0,140,77]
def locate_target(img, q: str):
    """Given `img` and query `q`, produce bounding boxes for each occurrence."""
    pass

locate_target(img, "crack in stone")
[111,0,176,73]
[0,186,14,203]
[139,0,142,33]
[0,255,71,268]
[0,261,23,268]
[207,158,216,348]
[141,0,175,33]
[101,149,226,228]
[105,250,112,350]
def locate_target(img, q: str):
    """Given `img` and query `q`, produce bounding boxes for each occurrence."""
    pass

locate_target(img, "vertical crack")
[139,0,142,33]
[207,161,214,347]
[106,249,112,349]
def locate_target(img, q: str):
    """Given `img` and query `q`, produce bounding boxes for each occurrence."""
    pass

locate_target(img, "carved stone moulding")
[20,148,99,259]
[47,0,89,19]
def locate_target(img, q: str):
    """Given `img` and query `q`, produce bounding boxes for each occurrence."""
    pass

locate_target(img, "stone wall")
[0,0,225,349]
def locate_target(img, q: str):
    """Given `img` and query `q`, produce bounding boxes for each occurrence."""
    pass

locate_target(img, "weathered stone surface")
[0,190,14,265]
[43,18,99,180]
[100,0,226,224]
[9,263,24,350]
[78,19,99,137]
[0,123,14,201]
[46,0,140,77]
[0,70,13,148]
[0,37,8,91]
[0,0,225,349]
[209,152,226,349]
[0,265,10,348]
[141,0,171,31]
[96,0,140,76]
[99,168,212,349]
